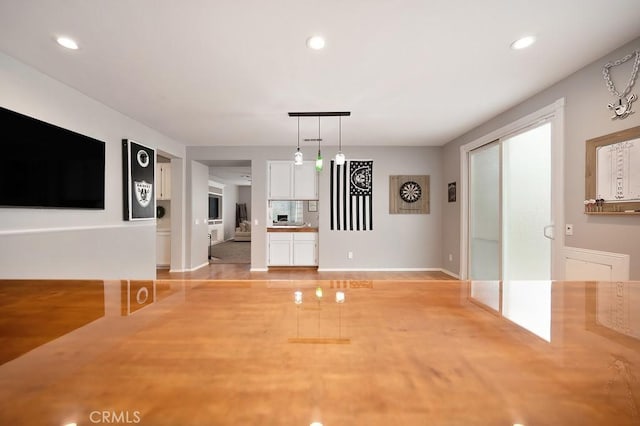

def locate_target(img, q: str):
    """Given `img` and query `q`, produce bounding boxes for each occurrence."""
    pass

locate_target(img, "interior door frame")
[459,98,565,280]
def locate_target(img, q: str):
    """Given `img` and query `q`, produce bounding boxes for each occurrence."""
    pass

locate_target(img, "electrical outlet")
[565,224,574,236]
[348,251,353,259]
[449,254,453,262]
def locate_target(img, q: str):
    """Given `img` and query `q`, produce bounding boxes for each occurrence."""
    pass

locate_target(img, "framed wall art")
[585,126,640,214]
[448,182,457,203]
[389,175,429,214]
[122,139,156,221]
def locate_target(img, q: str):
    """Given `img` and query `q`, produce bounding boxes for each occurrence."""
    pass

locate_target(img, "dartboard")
[399,181,422,203]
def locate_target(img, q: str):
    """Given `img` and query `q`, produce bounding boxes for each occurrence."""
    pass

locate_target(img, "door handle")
[543,225,555,240]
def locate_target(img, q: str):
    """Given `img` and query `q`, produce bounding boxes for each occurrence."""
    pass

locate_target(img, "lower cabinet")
[268,233,293,266]
[292,233,317,266]
[268,232,317,266]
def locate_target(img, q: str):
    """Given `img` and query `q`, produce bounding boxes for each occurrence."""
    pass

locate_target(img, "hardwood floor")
[0,279,638,425]
[156,263,456,280]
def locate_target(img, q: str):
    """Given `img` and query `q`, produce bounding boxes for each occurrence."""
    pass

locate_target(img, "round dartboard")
[399,181,422,203]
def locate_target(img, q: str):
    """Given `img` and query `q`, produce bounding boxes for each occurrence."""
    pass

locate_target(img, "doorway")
[461,100,565,280]
[207,161,252,265]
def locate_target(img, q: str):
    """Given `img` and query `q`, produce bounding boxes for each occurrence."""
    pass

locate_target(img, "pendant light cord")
[318,116,321,153]
[297,116,300,150]
[339,116,342,151]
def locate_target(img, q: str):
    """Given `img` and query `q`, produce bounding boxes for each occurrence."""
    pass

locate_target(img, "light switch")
[565,224,573,236]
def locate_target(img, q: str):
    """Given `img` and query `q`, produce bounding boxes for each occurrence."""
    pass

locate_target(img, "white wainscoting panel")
[563,247,630,281]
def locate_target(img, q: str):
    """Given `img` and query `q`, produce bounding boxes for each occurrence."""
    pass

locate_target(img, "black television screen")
[0,106,106,209]
[208,194,221,220]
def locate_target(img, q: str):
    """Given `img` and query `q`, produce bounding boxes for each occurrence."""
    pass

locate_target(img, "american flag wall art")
[330,160,373,231]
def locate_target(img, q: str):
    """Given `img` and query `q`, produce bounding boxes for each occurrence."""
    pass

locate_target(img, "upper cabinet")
[268,161,318,200]
[293,162,318,199]
[157,163,171,200]
[268,161,293,199]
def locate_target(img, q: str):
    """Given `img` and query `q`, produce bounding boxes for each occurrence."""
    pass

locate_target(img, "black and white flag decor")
[122,139,155,221]
[330,159,373,231]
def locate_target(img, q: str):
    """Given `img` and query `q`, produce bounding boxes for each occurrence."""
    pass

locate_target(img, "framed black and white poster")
[122,139,155,221]
[448,182,456,203]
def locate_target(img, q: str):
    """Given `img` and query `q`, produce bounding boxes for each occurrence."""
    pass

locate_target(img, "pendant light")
[294,116,303,165]
[335,116,346,165]
[315,116,323,171]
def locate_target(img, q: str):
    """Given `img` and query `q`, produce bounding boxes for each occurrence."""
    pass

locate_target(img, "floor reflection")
[0,279,638,425]
[586,281,640,344]
[289,286,349,344]
[0,280,105,364]
[470,280,552,342]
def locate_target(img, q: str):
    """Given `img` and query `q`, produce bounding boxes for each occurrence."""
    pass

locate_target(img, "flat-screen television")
[0,105,106,209]
[208,193,221,220]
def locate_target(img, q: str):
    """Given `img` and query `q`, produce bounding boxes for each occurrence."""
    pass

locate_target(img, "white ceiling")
[1,1,640,148]
[206,161,252,186]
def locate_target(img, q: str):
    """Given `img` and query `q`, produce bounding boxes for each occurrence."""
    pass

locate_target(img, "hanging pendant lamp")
[315,116,323,171]
[335,116,346,165]
[294,116,303,165]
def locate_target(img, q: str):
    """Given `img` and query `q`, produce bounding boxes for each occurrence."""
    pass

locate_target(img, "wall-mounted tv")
[208,193,222,220]
[0,106,106,209]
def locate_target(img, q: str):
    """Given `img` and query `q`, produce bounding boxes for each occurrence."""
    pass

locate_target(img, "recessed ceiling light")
[510,35,536,50]
[56,36,79,50]
[307,36,325,50]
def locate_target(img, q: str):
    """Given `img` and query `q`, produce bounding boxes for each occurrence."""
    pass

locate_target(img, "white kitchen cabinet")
[293,161,318,199]
[157,163,171,200]
[293,233,317,266]
[268,161,318,200]
[268,162,293,199]
[268,233,294,266]
[156,231,171,266]
[268,232,318,266]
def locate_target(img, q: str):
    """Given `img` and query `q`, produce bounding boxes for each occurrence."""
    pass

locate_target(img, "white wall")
[170,158,186,272]
[238,186,252,220]
[187,161,209,270]
[442,36,640,279]
[318,146,443,270]
[223,184,239,240]
[187,145,443,271]
[0,52,186,279]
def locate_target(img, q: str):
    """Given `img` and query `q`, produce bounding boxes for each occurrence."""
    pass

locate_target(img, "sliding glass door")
[502,123,551,280]
[469,142,500,280]
[468,122,553,281]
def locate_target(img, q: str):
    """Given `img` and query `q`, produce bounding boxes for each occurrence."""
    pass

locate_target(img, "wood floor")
[157,263,456,280]
[0,279,638,425]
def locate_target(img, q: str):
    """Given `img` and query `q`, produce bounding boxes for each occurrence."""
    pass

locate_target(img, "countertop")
[267,226,318,232]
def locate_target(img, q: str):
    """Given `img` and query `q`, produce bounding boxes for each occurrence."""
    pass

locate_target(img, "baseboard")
[250,267,268,272]
[317,267,438,272]
[186,262,209,272]
[440,268,461,279]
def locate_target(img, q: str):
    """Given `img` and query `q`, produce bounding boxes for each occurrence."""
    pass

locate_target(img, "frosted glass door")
[502,123,551,280]
[469,142,500,280]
